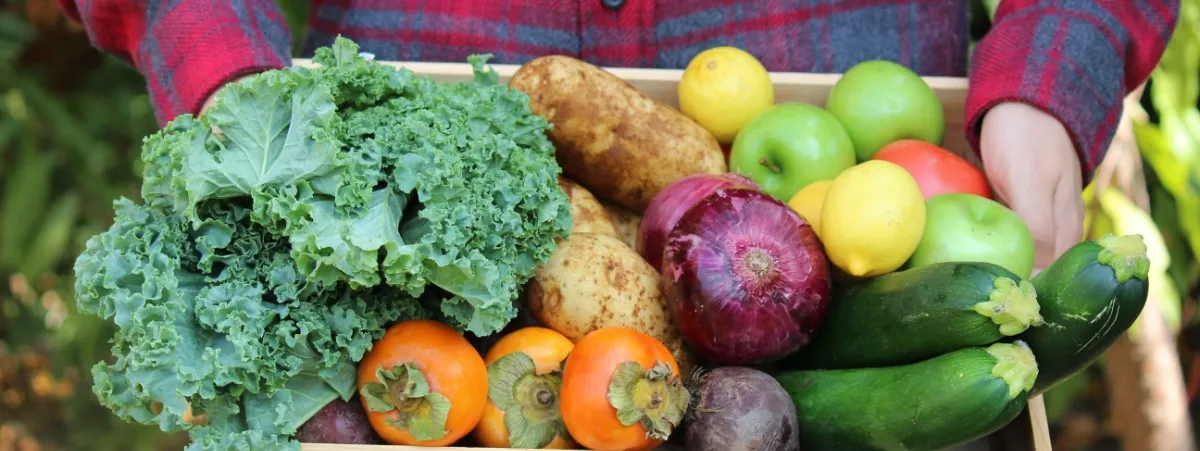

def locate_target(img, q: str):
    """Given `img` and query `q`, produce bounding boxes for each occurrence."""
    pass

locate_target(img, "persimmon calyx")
[359,362,451,442]
[488,351,568,449]
[607,360,690,440]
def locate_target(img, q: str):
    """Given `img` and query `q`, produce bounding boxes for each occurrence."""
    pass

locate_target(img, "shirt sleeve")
[964,0,1180,183]
[57,0,294,126]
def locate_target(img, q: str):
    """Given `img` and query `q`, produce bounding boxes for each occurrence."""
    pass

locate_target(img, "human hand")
[979,102,1085,273]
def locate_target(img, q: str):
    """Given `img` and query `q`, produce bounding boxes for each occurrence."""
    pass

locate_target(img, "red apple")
[873,140,991,199]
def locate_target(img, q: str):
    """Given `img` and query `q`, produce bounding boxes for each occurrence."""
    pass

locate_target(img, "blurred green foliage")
[0,1,306,449]
[1134,0,1200,307]
[0,1,179,449]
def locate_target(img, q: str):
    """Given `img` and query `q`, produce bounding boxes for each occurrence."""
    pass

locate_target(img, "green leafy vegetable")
[73,37,571,450]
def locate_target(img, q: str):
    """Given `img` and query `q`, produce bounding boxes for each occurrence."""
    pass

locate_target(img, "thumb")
[1052,169,1085,261]
[1007,186,1058,272]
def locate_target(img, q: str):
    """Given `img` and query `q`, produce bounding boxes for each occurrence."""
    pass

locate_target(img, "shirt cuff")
[135,2,292,125]
[965,14,1128,185]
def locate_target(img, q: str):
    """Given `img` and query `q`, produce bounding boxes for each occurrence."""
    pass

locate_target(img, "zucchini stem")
[973,277,1044,336]
[1097,233,1151,283]
[986,341,1039,399]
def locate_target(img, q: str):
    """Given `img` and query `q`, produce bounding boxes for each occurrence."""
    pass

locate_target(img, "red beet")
[661,188,831,365]
[685,366,799,451]
[296,397,382,444]
[638,173,760,271]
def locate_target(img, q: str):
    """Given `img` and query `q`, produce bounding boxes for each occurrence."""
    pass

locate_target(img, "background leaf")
[0,145,54,268]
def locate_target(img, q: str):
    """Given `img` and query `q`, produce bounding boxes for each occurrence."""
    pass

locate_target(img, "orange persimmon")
[559,327,690,451]
[473,327,577,449]
[356,319,488,447]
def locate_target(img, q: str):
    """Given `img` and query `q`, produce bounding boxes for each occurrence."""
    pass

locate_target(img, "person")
[58,0,1179,270]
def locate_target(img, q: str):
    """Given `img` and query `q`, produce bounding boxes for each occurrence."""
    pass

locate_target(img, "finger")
[1029,214,1058,272]
[989,175,1013,207]
[1004,179,1057,271]
[1053,174,1085,259]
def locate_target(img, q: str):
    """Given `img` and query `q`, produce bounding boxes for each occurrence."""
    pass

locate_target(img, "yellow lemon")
[678,46,774,144]
[820,160,926,277]
[788,180,833,236]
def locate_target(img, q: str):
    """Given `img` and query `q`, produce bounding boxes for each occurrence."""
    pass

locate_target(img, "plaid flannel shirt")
[58,0,1179,181]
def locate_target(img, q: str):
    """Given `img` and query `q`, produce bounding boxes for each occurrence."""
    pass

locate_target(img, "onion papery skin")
[661,188,831,366]
[638,173,760,271]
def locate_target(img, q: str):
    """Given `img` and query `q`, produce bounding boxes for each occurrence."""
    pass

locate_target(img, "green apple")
[729,102,857,202]
[826,60,945,161]
[909,193,1036,279]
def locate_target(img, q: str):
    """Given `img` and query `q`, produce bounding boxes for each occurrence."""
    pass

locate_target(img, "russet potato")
[523,232,695,375]
[509,55,726,212]
[558,177,618,237]
[599,199,642,250]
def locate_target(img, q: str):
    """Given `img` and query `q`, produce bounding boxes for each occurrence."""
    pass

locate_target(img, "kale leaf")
[73,36,571,450]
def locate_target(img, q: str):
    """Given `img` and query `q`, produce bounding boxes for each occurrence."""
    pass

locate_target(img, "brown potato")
[600,199,642,251]
[524,232,695,374]
[509,55,726,212]
[559,177,618,237]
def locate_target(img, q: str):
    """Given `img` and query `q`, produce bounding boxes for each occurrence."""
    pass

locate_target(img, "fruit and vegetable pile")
[72,37,1154,451]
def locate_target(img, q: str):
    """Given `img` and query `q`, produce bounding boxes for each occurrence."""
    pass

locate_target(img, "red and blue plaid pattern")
[967,0,1180,181]
[58,0,1179,181]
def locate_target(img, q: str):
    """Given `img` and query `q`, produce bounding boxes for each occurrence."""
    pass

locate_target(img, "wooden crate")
[291,58,1053,451]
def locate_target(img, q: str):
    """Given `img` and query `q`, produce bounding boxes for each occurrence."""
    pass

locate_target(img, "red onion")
[661,188,831,366]
[638,173,760,271]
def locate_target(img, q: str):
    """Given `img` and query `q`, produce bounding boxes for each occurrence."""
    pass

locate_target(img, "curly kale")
[73,37,571,450]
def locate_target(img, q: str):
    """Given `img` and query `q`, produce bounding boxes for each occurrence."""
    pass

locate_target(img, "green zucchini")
[773,341,1039,451]
[781,261,1044,370]
[1019,233,1151,395]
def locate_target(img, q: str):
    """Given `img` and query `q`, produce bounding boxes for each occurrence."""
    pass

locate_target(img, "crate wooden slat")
[302,446,526,451]
[292,59,977,168]
[291,58,1050,451]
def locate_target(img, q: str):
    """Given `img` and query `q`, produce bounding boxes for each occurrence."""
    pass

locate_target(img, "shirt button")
[601,0,625,11]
